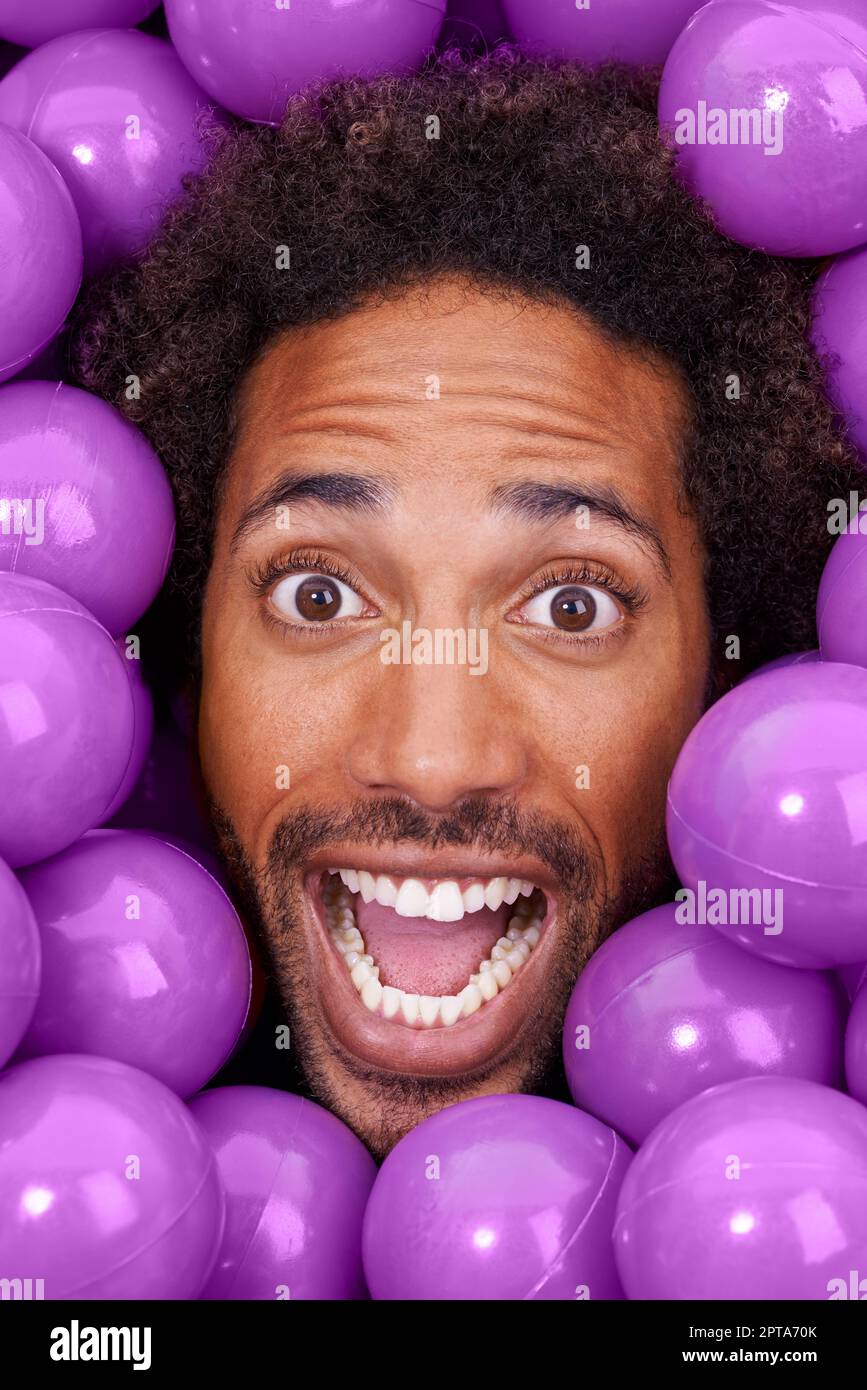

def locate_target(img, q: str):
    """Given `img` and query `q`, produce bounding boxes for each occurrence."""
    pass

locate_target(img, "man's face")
[198,276,711,1155]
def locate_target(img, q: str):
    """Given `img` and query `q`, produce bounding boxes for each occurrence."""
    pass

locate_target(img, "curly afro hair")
[69,44,862,698]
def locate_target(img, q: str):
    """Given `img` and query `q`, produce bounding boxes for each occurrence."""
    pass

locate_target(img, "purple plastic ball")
[564,903,846,1146]
[818,519,867,669]
[0,2,160,47]
[164,0,446,125]
[0,573,135,867]
[0,125,82,383]
[0,381,175,634]
[363,1093,630,1300]
[0,1053,224,1299]
[16,831,251,1098]
[845,980,867,1105]
[189,1086,376,1300]
[0,29,223,275]
[812,246,867,460]
[743,649,821,681]
[502,0,699,65]
[614,1075,867,1299]
[0,856,40,1068]
[667,662,867,969]
[658,0,867,256]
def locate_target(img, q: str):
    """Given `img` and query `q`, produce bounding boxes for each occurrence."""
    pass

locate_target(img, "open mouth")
[311,867,555,1033]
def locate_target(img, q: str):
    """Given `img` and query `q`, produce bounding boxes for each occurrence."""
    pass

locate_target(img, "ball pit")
[190,1086,376,1299]
[0,381,175,633]
[363,1094,630,1300]
[667,663,867,969]
[0,1054,224,1299]
[0,856,40,1068]
[614,1075,867,1300]
[0,125,82,383]
[0,29,223,274]
[164,0,447,125]
[502,0,700,66]
[16,831,252,1098]
[0,573,135,866]
[658,0,867,256]
[563,902,846,1146]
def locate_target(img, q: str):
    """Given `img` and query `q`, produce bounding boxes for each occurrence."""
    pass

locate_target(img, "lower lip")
[305,874,559,1077]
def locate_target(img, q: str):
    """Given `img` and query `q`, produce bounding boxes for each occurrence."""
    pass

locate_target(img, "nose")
[346,656,527,813]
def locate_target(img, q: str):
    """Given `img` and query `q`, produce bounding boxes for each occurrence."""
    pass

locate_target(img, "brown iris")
[294,576,342,621]
[550,585,596,632]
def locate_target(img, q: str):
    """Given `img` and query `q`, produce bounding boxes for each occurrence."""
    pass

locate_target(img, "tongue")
[355,898,509,996]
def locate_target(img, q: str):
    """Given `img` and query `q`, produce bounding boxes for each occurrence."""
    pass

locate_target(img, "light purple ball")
[0,124,82,383]
[564,903,846,1146]
[614,1075,867,1300]
[0,29,223,275]
[0,381,175,635]
[363,1093,630,1300]
[818,519,867,669]
[0,1053,225,1299]
[164,0,446,125]
[189,1086,376,1300]
[16,831,251,1098]
[667,662,867,968]
[0,856,40,1068]
[812,246,867,460]
[0,573,135,867]
[0,2,160,47]
[658,0,867,256]
[845,980,867,1105]
[743,649,821,682]
[502,0,699,65]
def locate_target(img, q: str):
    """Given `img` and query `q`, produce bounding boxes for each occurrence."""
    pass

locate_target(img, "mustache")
[263,795,601,895]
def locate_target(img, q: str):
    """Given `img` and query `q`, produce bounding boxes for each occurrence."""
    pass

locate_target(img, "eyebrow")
[489,479,672,580]
[230,469,672,580]
[230,470,394,553]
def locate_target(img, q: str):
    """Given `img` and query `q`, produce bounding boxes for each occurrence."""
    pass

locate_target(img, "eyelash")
[248,549,359,598]
[511,562,648,650]
[246,549,366,641]
[246,550,649,648]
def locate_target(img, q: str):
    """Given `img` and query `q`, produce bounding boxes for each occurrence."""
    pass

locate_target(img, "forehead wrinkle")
[256,388,643,445]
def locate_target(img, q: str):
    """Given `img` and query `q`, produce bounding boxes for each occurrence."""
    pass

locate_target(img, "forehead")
[225,276,689,513]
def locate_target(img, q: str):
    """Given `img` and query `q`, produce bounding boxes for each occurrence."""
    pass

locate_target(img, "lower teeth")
[323,877,545,1029]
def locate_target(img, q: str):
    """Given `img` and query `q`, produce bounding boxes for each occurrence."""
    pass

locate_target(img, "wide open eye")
[270,572,366,623]
[519,583,622,634]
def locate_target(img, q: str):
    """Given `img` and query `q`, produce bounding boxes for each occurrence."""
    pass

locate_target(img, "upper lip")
[304,845,559,897]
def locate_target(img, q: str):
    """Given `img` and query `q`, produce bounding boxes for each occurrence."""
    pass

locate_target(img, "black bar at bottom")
[0,1298,861,1375]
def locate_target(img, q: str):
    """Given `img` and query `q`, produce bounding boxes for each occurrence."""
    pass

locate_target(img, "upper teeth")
[334,869,536,921]
[323,875,546,1030]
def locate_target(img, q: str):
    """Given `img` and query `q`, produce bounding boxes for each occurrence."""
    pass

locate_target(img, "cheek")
[541,644,708,868]
[197,613,368,843]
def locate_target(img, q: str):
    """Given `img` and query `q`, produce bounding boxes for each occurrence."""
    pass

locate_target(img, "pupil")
[551,586,596,632]
[296,576,340,621]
